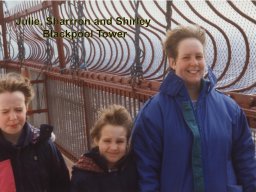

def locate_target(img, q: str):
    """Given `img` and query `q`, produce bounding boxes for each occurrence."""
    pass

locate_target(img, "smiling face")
[169,38,205,89]
[95,124,128,168]
[0,91,27,139]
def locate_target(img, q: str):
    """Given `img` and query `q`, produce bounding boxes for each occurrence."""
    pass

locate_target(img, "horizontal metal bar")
[4,1,64,23]
[27,108,48,115]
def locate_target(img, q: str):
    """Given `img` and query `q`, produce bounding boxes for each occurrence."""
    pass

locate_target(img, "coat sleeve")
[232,107,256,192]
[47,141,70,192]
[131,98,163,192]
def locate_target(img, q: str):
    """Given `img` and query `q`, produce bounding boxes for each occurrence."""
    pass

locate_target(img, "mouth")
[187,69,200,74]
[8,124,18,128]
[107,153,119,157]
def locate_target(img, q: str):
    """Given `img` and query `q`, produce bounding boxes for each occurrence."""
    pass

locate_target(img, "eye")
[103,139,111,143]
[116,139,126,144]
[196,55,203,59]
[15,108,23,112]
[1,111,8,114]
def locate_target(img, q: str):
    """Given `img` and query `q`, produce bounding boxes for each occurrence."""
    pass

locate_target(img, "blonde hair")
[90,105,132,142]
[0,73,34,105]
[163,25,206,60]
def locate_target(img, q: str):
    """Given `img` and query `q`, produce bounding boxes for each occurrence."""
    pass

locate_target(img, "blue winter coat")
[0,122,70,192]
[132,71,256,192]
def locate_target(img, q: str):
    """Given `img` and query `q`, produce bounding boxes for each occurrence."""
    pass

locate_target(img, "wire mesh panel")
[43,73,145,159]
[251,128,256,157]
[252,128,256,142]
[84,84,144,128]
[46,76,87,159]
[27,70,48,127]
[0,68,6,76]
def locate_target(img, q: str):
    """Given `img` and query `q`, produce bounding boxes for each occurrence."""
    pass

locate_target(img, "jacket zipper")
[16,147,25,192]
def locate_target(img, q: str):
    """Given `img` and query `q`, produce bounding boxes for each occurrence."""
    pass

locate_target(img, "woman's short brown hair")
[163,25,206,60]
[90,105,132,142]
[0,73,34,105]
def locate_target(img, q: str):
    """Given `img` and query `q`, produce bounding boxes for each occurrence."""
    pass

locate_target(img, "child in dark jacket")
[70,105,138,192]
[0,73,70,192]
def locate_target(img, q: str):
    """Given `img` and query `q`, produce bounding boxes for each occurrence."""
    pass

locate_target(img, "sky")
[5,1,20,10]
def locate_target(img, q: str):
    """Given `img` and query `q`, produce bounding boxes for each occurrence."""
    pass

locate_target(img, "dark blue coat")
[70,147,139,192]
[0,123,70,192]
[132,71,256,192]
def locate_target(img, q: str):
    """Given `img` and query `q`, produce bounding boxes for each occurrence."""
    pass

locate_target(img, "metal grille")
[46,76,87,159]
[2,0,256,93]
[27,70,48,128]
[44,74,144,159]
[251,128,256,157]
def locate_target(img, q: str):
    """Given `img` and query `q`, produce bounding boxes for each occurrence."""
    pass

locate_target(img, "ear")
[25,104,29,111]
[93,138,99,145]
[168,57,176,70]
[126,144,130,152]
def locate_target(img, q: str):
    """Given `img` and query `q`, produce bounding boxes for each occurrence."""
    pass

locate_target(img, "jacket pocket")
[227,160,237,184]
[227,184,243,192]
[227,161,243,192]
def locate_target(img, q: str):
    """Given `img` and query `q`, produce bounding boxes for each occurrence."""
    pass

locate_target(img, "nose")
[190,57,199,66]
[9,112,18,120]
[109,143,118,151]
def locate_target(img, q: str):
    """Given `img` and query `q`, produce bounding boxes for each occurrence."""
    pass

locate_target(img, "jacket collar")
[17,122,43,146]
[77,147,130,172]
[160,70,185,97]
[0,123,39,149]
[160,68,216,97]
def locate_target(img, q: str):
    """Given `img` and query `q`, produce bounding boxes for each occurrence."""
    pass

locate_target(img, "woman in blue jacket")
[132,25,256,192]
[0,73,70,192]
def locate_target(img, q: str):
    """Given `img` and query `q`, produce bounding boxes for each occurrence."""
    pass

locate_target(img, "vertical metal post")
[51,1,65,70]
[21,67,34,122]
[0,1,9,60]
[44,74,51,125]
